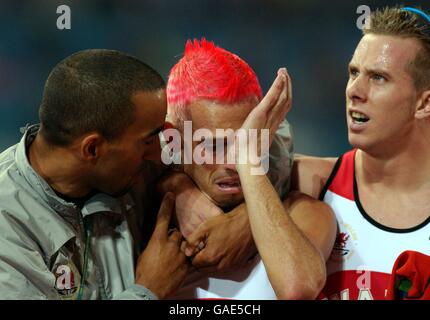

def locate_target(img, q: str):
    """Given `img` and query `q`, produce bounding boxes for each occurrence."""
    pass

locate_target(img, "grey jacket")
[0,125,157,299]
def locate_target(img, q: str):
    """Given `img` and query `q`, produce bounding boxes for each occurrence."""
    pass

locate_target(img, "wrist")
[236,162,262,177]
[236,153,269,177]
[135,276,164,299]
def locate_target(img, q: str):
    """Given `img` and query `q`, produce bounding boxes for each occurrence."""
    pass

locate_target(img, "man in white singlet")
[292,6,430,300]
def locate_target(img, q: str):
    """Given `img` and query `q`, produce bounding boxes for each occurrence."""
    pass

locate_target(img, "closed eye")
[144,137,156,145]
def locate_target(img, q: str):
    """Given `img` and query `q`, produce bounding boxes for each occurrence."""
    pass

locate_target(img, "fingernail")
[185,248,193,257]
[278,67,287,75]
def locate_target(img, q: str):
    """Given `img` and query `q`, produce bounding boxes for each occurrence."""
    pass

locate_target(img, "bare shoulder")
[291,154,337,199]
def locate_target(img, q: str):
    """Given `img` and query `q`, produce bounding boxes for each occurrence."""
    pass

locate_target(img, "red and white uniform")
[319,149,430,300]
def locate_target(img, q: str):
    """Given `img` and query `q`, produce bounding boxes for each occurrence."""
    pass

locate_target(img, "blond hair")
[363,6,430,90]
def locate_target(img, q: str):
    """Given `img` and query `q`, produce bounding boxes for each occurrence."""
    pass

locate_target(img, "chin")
[107,182,134,198]
[349,135,381,155]
[348,133,366,150]
[212,194,244,211]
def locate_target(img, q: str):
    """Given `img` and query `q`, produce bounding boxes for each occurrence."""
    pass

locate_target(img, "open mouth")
[215,177,242,193]
[350,111,369,124]
[217,180,241,189]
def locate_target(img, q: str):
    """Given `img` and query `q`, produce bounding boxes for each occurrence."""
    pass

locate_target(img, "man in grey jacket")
[0,49,188,299]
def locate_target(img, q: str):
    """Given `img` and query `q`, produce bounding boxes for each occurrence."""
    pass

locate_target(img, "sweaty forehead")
[352,34,420,72]
[187,99,256,131]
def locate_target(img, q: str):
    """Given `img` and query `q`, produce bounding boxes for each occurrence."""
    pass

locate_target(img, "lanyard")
[76,218,93,300]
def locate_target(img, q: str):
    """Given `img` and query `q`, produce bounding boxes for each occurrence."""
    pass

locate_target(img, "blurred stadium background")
[0,0,427,155]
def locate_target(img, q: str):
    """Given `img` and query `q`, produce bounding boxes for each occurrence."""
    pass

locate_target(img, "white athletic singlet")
[319,149,430,300]
[170,254,276,300]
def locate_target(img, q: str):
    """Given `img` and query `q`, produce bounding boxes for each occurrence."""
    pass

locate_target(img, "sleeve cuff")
[114,284,159,300]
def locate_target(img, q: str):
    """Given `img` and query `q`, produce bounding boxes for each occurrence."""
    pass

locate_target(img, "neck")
[357,125,430,190]
[28,134,92,198]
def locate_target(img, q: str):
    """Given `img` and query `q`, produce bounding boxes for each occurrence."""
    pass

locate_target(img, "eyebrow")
[143,125,164,139]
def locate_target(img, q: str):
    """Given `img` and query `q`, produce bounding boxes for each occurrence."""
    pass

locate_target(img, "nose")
[346,74,368,104]
[223,162,237,171]
[223,141,237,171]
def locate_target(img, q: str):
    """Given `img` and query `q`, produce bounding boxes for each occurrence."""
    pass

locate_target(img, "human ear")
[79,133,105,162]
[415,89,430,120]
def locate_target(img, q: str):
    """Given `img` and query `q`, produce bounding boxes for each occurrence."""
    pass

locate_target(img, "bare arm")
[285,191,336,262]
[237,166,336,299]
[291,155,337,199]
[235,68,336,299]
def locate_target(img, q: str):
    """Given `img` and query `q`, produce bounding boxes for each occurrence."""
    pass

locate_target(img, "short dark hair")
[39,49,165,146]
[363,6,430,90]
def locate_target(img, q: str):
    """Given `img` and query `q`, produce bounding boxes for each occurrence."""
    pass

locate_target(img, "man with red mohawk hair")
[159,39,336,299]
[167,39,264,122]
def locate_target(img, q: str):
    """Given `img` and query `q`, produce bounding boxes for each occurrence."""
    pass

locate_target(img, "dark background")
[0,0,427,155]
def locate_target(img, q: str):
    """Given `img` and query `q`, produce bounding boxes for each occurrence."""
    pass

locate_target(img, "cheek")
[374,89,414,117]
[186,164,216,185]
[373,102,416,141]
[146,138,162,160]
[122,149,144,170]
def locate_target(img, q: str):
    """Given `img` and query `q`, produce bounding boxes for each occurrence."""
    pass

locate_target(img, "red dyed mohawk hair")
[167,39,262,123]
